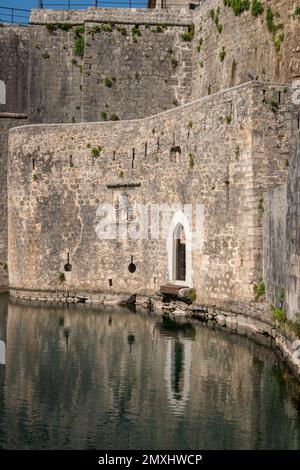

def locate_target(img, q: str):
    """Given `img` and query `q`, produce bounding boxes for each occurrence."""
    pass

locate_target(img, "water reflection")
[156,317,195,415]
[0,297,299,449]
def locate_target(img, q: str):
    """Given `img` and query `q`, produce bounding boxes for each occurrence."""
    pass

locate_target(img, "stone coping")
[9,287,300,379]
[29,8,193,26]
[8,80,291,135]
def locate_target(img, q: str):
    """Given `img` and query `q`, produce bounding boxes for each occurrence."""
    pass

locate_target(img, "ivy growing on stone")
[209,6,223,33]
[74,26,85,57]
[45,23,73,32]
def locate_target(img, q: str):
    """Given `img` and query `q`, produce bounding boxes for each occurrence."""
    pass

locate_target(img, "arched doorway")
[167,210,192,286]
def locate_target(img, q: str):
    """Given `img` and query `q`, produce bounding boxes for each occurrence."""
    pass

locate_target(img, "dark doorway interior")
[176,234,186,281]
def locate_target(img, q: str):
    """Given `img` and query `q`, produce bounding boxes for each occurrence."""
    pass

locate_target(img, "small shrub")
[224,0,250,16]
[251,0,264,17]
[258,196,264,211]
[217,23,223,34]
[74,25,85,37]
[285,158,290,167]
[196,38,203,52]
[152,25,164,33]
[180,24,195,42]
[187,288,197,302]
[42,51,50,59]
[171,56,178,69]
[75,36,85,57]
[219,47,226,62]
[172,99,178,106]
[32,174,38,181]
[166,47,173,54]
[271,306,286,322]
[266,7,283,34]
[187,120,193,129]
[117,26,127,36]
[57,23,72,31]
[0,261,8,270]
[234,145,240,160]
[151,128,156,134]
[189,153,195,169]
[102,23,113,33]
[109,113,119,121]
[90,25,101,35]
[119,171,124,178]
[45,23,56,32]
[209,9,215,21]
[59,272,66,283]
[91,146,103,158]
[100,111,107,121]
[71,58,78,65]
[295,7,300,16]
[103,76,116,88]
[132,25,141,37]
[253,280,265,301]
[225,114,232,124]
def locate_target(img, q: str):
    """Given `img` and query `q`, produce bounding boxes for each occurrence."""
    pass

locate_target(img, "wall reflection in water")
[0,297,300,450]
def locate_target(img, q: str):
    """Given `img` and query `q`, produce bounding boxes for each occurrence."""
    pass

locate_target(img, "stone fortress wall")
[7,82,297,310]
[0,1,300,320]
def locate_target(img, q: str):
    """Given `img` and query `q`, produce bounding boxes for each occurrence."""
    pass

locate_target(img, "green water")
[0,295,299,450]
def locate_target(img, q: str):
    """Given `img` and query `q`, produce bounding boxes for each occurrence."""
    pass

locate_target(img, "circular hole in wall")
[128,263,136,274]
[64,263,72,272]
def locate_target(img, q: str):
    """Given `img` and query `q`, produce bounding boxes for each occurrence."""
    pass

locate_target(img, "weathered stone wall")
[7,83,295,310]
[286,142,300,320]
[0,26,29,115]
[264,138,300,321]
[263,184,287,309]
[0,26,29,288]
[191,0,300,99]
[0,117,28,288]
[28,8,193,123]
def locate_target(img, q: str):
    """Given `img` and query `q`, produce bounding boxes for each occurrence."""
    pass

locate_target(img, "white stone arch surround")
[0,81,6,104]
[167,210,192,286]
